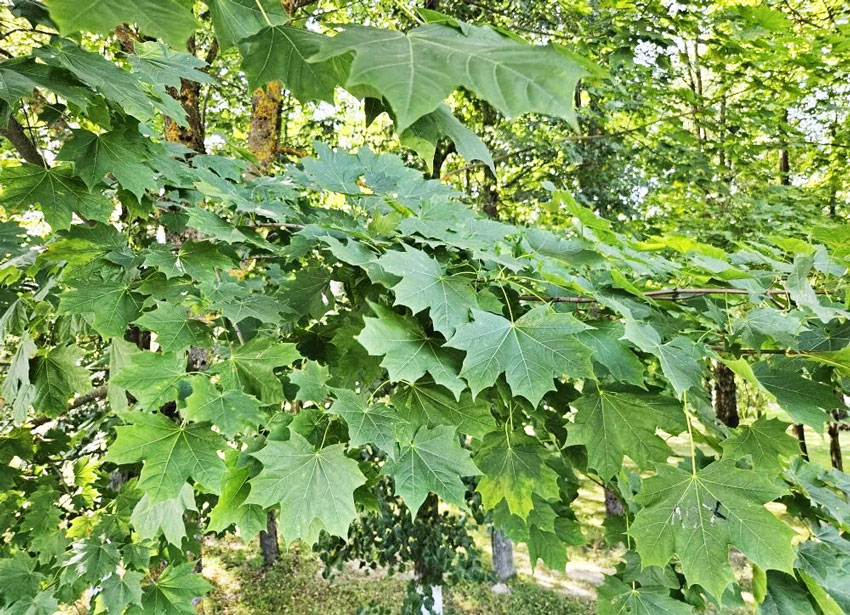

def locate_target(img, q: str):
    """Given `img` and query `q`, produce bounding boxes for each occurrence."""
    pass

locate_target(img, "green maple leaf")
[181,376,263,438]
[135,302,212,353]
[247,433,366,543]
[394,382,495,439]
[105,412,226,501]
[475,430,560,518]
[382,424,481,512]
[57,124,158,200]
[6,592,59,615]
[207,452,266,538]
[130,483,196,546]
[0,164,113,230]
[31,345,90,416]
[65,537,120,583]
[623,321,706,397]
[752,359,835,430]
[446,306,593,405]
[46,0,197,49]
[290,361,331,403]
[34,40,170,125]
[59,275,142,338]
[129,41,216,89]
[356,302,465,397]
[2,331,37,423]
[240,26,347,103]
[631,460,796,598]
[378,245,478,337]
[210,337,300,404]
[207,0,288,50]
[596,576,694,615]
[128,562,210,615]
[201,280,289,323]
[731,307,807,348]
[143,242,235,283]
[0,554,42,603]
[328,388,400,452]
[721,416,799,476]
[311,22,587,131]
[400,103,494,173]
[567,389,683,480]
[110,351,186,411]
[575,321,645,386]
[99,571,144,615]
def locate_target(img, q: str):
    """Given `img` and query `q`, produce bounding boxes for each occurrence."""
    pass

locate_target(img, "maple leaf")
[105,412,226,501]
[475,430,560,518]
[127,562,210,615]
[182,376,264,438]
[631,460,796,598]
[393,382,495,439]
[135,302,212,353]
[130,483,196,547]
[207,452,266,538]
[110,351,186,411]
[597,576,694,615]
[378,245,478,337]
[328,388,399,452]
[382,424,481,512]
[59,275,142,338]
[247,433,366,544]
[356,302,465,397]
[721,416,799,476]
[567,389,683,480]
[446,306,593,405]
[210,337,300,404]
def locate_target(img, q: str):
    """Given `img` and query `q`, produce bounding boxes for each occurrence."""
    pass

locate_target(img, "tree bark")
[778,110,790,186]
[247,82,283,175]
[795,424,809,461]
[259,510,280,567]
[246,80,284,565]
[164,36,206,153]
[713,361,739,428]
[0,117,45,167]
[828,420,843,471]
[491,528,515,587]
[604,486,624,516]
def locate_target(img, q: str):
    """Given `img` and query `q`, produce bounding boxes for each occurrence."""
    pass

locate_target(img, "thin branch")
[519,287,794,304]
[69,385,109,409]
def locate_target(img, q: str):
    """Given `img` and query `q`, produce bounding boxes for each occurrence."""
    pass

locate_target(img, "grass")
[201,536,594,615]
[198,402,844,615]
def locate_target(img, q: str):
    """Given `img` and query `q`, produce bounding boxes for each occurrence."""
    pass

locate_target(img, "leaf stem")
[683,391,697,476]
[254,0,273,26]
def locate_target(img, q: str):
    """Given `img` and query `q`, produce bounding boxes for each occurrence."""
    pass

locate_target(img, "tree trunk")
[713,362,739,428]
[165,36,206,153]
[778,110,790,186]
[259,510,280,567]
[828,420,843,471]
[491,528,514,592]
[604,487,624,516]
[414,493,443,615]
[247,81,284,566]
[247,82,283,175]
[795,424,809,461]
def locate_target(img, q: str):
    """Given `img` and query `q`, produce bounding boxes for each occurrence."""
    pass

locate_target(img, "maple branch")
[519,287,795,304]
[69,385,109,409]
[0,117,46,167]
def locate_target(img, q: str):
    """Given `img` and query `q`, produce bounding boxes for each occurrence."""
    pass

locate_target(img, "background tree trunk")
[604,486,624,517]
[247,81,284,566]
[259,510,280,567]
[491,528,514,593]
[713,362,739,428]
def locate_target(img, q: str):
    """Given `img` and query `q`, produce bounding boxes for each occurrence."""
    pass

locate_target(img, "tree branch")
[0,117,46,167]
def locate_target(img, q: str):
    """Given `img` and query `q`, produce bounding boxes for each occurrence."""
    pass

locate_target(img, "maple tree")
[0,1,849,615]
